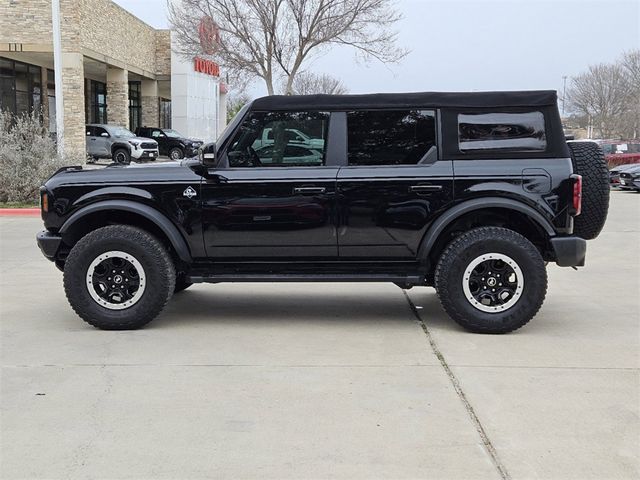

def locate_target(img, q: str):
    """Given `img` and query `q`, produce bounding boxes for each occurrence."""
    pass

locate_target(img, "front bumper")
[36,230,62,261]
[551,236,587,267]
[131,149,159,160]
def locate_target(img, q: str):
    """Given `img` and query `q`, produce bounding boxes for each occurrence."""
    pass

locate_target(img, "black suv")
[134,126,203,160]
[36,91,609,333]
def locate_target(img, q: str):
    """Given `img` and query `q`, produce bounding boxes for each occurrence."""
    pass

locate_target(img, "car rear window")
[458,111,546,152]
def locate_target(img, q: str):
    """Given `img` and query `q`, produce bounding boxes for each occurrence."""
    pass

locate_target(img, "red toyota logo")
[198,16,219,55]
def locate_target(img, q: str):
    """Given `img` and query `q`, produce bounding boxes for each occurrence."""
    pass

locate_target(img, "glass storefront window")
[86,80,107,124]
[0,57,42,118]
[129,81,141,131]
[159,98,171,128]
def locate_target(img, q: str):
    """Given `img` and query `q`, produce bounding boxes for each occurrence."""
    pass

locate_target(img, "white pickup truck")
[251,128,325,150]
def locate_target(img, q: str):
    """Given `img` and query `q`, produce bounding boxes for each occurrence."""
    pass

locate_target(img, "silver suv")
[86,124,159,164]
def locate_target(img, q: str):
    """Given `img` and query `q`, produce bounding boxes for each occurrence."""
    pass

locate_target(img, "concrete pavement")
[1,191,638,479]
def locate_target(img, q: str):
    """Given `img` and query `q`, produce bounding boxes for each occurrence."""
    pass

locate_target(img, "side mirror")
[199,142,217,167]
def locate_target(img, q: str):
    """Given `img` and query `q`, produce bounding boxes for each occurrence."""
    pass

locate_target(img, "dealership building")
[0,0,227,158]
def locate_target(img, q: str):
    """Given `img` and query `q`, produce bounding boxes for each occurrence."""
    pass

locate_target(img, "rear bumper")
[36,230,61,261]
[551,236,586,267]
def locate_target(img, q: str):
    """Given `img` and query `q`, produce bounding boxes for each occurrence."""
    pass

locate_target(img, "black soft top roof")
[251,90,558,111]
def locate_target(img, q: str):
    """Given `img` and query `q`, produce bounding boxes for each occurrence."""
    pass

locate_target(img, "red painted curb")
[0,208,40,217]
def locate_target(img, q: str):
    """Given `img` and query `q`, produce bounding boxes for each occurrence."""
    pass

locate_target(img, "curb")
[0,208,40,217]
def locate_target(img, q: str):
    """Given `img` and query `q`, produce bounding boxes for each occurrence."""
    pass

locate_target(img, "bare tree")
[567,63,631,138]
[169,0,407,95]
[621,50,640,139]
[226,91,251,123]
[284,72,348,95]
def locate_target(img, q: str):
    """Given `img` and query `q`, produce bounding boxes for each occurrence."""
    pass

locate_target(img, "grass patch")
[0,201,39,209]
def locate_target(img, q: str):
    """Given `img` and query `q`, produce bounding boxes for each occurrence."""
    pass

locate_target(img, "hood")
[43,160,199,190]
[126,136,157,144]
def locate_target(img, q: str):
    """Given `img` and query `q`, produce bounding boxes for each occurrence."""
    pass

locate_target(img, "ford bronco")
[36,91,610,333]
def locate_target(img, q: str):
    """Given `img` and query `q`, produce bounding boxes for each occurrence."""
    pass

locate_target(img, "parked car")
[251,127,325,150]
[610,163,640,187]
[618,165,640,191]
[135,127,203,160]
[86,124,158,164]
[253,144,323,166]
[37,90,610,334]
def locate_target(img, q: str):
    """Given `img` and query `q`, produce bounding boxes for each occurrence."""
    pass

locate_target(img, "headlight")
[128,141,140,149]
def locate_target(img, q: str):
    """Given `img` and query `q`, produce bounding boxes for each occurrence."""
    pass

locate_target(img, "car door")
[150,129,168,155]
[201,110,339,259]
[337,109,454,259]
[86,126,97,156]
[87,126,110,157]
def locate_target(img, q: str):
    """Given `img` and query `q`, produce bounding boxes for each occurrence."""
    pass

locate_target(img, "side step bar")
[188,273,425,287]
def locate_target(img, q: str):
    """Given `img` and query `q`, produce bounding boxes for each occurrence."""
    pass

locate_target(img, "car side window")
[86,126,94,136]
[227,111,328,168]
[347,110,437,166]
[94,127,108,137]
[458,112,546,152]
[151,129,162,138]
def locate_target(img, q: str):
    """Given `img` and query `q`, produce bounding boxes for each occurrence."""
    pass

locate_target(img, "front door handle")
[293,187,326,195]
[409,184,442,194]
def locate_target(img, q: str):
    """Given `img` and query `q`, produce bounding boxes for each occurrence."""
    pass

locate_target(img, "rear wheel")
[63,225,175,330]
[567,142,610,240]
[434,227,547,334]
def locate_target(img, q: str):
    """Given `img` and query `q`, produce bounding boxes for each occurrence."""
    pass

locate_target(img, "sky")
[113,0,640,98]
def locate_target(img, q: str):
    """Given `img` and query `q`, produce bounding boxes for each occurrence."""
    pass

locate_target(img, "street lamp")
[51,0,64,158]
[562,75,567,116]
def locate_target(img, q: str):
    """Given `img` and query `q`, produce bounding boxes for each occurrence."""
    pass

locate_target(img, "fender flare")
[418,197,556,261]
[59,200,192,263]
[111,142,131,155]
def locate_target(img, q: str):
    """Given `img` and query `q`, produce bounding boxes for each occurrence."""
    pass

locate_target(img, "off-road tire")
[174,273,192,293]
[113,148,131,165]
[169,147,184,160]
[567,142,609,240]
[434,227,547,334]
[63,225,176,330]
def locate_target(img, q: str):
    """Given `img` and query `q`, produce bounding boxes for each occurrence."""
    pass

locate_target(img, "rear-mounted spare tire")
[567,142,610,240]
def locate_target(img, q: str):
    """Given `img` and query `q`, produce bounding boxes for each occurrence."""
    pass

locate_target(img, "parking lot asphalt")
[1,191,638,480]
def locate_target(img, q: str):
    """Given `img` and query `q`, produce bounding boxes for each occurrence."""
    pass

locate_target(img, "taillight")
[571,174,582,216]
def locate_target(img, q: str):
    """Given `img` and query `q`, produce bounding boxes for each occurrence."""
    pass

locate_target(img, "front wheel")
[63,225,176,330]
[113,148,130,165]
[169,147,184,160]
[434,227,547,334]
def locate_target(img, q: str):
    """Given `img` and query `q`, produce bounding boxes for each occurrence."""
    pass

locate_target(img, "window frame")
[440,106,563,160]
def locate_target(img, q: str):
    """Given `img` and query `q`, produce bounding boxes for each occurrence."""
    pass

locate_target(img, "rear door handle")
[409,184,443,193]
[293,187,326,194]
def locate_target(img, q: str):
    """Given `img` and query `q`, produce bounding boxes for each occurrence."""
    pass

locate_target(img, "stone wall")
[0,0,52,45]
[106,67,129,128]
[60,53,86,159]
[155,30,171,77]
[79,0,157,74]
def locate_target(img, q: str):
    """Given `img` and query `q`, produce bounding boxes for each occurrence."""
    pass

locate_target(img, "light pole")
[562,75,567,116]
[51,0,64,158]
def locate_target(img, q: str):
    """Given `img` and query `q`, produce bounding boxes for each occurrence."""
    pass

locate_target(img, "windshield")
[112,127,136,138]
[217,103,251,146]
[163,129,184,138]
